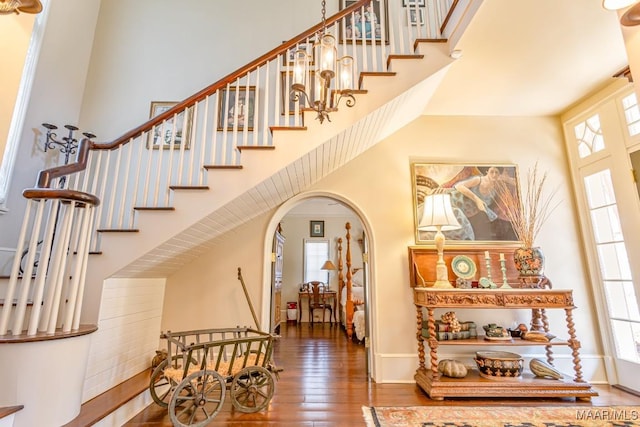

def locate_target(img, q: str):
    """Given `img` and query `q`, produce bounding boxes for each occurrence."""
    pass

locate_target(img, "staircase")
[0,0,480,425]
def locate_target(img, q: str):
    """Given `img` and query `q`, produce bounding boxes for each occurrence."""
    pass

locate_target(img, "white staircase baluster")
[46,201,75,334]
[0,200,33,335]
[62,204,92,332]
[72,206,95,331]
[27,199,59,335]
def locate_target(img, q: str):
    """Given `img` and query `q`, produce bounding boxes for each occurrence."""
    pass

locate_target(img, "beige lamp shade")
[418,193,461,232]
[321,260,337,270]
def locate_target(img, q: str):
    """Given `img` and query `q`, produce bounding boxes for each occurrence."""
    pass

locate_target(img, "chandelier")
[290,0,356,123]
[0,0,42,15]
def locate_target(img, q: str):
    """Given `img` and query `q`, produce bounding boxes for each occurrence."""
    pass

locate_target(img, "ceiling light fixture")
[0,0,42,15]
[602,0,640,26]
[290,0,356,123]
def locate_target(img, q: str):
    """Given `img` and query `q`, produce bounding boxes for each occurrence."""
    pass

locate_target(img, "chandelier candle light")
[418,191,461,289]
[602,0,640,26]
[0,0,42,14]
[290,0,356,123]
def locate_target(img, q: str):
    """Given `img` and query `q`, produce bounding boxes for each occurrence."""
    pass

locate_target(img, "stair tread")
[169,185,210,189]
[0,405,23,420]
[133,206,175,211]
[63,370,150,427]
[203,165,242,170]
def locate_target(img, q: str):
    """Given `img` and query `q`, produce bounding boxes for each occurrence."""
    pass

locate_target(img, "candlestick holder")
[500,258,512,288]
[42,123,96,166]
[484,254,492,283]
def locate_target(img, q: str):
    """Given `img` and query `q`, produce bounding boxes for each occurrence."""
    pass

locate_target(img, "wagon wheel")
[149,355,196,408]
[169,369,226,427]
[230,366,275,413]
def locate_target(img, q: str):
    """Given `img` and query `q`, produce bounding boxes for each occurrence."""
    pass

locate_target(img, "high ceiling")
[424,0,630,117]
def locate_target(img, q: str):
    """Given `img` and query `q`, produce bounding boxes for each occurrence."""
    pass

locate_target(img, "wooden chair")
[308,281,332,325]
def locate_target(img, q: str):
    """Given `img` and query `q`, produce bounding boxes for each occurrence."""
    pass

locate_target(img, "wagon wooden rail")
[149,327,278,427]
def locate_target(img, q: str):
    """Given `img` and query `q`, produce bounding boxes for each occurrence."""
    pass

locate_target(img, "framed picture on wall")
[310,220,325,237]
[217,86,256,131]
[147,101,192,149]
[411,162,522,244]
[340,0,389,44]
[402,0,425,6]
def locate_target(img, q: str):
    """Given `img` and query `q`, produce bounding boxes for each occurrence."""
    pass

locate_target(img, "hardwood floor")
[125,322,640,426]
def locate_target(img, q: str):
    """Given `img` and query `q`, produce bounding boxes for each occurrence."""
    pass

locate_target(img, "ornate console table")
[413,288,598,401]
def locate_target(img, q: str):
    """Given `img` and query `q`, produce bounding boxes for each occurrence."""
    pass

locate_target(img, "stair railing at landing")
[0,0,458,338]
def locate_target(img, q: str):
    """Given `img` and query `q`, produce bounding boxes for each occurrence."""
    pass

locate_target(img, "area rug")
[363,406,640,427]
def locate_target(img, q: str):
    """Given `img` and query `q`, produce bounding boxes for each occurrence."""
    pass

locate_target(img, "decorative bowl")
[474,351,524,380]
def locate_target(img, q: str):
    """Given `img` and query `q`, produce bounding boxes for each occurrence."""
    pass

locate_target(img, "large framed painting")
[411,163,521,244]
[340,0,389,44]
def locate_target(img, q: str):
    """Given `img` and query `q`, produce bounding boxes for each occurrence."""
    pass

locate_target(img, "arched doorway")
[261,192,374,379]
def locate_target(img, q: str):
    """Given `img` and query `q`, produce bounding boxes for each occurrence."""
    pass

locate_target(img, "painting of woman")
[412,163,520,243]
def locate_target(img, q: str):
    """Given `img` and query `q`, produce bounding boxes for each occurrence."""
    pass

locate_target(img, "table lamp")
[321,259,337,290]
[418,192,461,288]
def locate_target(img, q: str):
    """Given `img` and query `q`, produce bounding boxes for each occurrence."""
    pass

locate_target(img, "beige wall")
[0,14,35,171]
[162,114,606,383]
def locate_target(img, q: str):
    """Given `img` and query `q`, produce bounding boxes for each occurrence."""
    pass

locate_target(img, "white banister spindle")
[197,100,208,186]
[27,199,59,335]
[11,199,46,334]
[46,201,75,334]
[72,206,95,331]
[0,201,33,334]
[62,204,92,332]
[117,139,134,227]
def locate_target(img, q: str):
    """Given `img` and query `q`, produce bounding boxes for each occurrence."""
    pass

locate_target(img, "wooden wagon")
[149,327,278,427]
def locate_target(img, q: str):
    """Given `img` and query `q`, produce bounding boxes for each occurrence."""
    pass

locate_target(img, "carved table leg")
[427,308,439,377]
[530,308,543,332]
[565,307,585,383]
[539,308,554,364]
[416,306,425,371]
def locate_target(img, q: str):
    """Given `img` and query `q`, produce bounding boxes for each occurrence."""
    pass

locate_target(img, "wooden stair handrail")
[90,0,371,150]
[29,0,371,191]
[22,187,100,206]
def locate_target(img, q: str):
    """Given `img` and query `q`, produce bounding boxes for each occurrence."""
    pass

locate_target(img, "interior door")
[271,226,285,333]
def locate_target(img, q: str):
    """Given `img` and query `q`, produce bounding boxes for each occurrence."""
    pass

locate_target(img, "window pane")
[590,205,623,243]
[604,281,640,321]
[622,93,640,137]
[611,319,640,363]
[574,114,605,158]
[597,242,632,281]
[584,169,616,209]
[304,240,329,283]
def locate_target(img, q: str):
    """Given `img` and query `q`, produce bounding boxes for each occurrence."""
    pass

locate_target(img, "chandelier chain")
[321,0,327,35]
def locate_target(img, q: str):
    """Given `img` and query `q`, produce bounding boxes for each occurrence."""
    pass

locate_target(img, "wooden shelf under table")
[429,336,569,346]
[415,368,598,401]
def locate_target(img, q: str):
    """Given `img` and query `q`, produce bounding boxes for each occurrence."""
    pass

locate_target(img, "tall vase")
[513,246,545,277]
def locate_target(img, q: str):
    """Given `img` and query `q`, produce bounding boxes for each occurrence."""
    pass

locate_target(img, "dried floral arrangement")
[497,162,560,248]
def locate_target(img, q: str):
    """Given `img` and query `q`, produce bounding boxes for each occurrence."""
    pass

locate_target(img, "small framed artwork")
[402,0,425,6]
[217,86,256,131]
[147,102,192,149]
[310,220,324,238]
[411,163,521,244]
[282,42,313,66]
[409,8,425,25]
[281,71,315,115]
[340,0,389,44]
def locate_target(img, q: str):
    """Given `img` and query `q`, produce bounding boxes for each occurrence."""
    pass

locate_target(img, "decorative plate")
[451,255,477,280]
